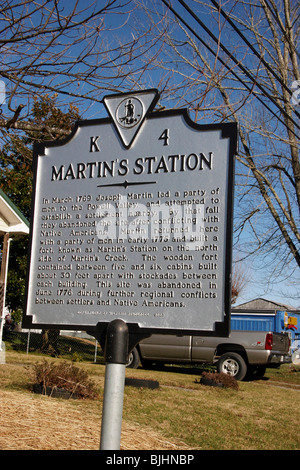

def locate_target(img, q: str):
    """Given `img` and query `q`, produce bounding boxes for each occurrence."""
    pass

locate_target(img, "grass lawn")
[0,344,299,450]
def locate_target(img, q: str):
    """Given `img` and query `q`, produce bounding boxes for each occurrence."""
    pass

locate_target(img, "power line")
[160,0,300,137]
[210,0,300,121]
[263,0,300,62]
[159,0,266,108]
[177,0,300,133]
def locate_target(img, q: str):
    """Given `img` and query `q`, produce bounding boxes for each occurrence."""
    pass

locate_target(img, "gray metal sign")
[23,89,237,336]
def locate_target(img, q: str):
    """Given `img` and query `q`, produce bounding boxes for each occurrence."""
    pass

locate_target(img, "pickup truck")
[127,331,291,380]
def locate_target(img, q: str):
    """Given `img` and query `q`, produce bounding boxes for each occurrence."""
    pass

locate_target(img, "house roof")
[233,297,298,312]
[0,188,29,235]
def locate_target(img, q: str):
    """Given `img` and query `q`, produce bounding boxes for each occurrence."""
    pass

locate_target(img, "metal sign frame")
[23,90,237,341]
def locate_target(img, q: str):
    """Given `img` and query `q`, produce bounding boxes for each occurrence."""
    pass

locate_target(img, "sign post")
[100,319,128,450]
[23,89,237,448]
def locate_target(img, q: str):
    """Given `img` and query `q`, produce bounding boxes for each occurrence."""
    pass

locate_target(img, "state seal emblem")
[116,96,143,128]
[103,89,159,148]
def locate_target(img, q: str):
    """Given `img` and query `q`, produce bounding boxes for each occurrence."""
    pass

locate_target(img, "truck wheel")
[126,347,140,369]
[217,352,247,381]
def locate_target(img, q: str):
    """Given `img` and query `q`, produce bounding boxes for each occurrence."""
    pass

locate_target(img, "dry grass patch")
[0,359,192,453]
[1,357,300,450]
[0,388,192,450]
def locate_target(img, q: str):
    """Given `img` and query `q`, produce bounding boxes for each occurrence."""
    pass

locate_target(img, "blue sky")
[102,0,300,309]
[1,0,299,310]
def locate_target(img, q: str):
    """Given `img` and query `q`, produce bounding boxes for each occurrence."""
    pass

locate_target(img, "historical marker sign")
[23,89,237,336]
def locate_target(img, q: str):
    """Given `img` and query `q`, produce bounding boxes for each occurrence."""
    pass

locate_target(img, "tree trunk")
[41,329,60,356]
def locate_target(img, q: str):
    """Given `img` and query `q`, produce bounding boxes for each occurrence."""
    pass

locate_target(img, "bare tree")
[0,0,140,137]
[231,262,248,304]
[130,0,300,291]
[0,0,169,144]
[0,0,298,296]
